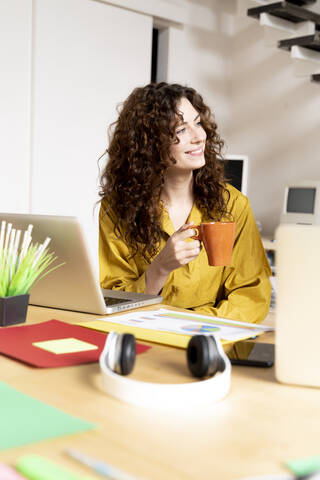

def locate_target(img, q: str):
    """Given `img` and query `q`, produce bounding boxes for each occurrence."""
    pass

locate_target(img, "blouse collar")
[161,202,203,236]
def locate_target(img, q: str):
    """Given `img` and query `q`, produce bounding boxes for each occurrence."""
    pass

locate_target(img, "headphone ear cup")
[187,335,210,378]
[209,335,226,374]
[103,331,120,373]
[119,333,136,376]
[187,335,225,378]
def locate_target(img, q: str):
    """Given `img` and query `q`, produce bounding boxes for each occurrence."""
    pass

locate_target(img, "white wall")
[1,0,152,271]
[0,0,32,213]
[30,0,152,262]
[228,1,320,236]
[94,0,188,24]
[163,0,234,141]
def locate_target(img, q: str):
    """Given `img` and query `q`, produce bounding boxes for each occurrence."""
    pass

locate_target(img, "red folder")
[0,320,150,367]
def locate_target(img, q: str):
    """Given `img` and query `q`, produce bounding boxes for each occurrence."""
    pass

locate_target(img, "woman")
[98,82,271,324]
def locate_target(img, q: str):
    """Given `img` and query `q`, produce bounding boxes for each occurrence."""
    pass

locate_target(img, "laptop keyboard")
[103,296,129,306]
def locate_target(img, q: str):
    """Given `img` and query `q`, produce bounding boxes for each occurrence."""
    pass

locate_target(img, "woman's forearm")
[145,259,170,295]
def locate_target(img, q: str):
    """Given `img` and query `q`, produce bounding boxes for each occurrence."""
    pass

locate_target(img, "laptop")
[275,223,320,388]
[0,213,162,315]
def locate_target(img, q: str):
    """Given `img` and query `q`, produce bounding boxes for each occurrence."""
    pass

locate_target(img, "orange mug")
[189,222,236,266]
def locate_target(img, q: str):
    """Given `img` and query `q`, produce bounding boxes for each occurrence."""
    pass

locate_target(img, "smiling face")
[168,97,207,172]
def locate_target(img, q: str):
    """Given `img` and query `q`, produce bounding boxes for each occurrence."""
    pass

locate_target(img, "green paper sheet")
[0,382,95,450]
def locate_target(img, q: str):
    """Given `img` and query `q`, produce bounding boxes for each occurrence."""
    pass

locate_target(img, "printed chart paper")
[79,308,274,348]
[97,309,273,341]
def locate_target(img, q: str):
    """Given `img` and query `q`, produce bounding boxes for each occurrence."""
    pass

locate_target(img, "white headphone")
[99,331,231,410]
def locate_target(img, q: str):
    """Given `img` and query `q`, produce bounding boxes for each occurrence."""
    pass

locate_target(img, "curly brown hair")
[99,82,229,262]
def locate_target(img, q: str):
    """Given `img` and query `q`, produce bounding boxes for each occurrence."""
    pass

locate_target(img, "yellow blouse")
[99,185,272,324]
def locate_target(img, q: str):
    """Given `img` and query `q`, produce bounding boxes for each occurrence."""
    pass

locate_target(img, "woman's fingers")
[172,223,198,242]
[154,223,202,273]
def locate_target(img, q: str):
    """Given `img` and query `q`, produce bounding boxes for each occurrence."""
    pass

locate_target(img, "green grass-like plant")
[0,222,64,297]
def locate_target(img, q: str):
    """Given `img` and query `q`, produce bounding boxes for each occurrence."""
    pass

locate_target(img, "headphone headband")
[99,332,231,410]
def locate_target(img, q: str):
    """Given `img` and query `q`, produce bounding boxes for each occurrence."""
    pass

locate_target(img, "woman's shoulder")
[99,197,118,224]
[100,196,110,210]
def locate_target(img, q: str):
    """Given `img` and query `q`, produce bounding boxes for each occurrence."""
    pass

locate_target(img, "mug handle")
[188,224,202,241]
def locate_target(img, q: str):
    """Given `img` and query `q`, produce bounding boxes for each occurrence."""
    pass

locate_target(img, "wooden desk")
[1,306,320,480]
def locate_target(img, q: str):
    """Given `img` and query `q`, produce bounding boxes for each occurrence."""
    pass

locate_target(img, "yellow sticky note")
[32,338,98,355]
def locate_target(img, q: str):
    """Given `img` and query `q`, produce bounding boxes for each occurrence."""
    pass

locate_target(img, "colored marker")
[16,454,91,480]
[65,448,141,480]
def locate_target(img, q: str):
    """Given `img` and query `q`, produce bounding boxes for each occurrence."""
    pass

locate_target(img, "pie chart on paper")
[180,324,220,334]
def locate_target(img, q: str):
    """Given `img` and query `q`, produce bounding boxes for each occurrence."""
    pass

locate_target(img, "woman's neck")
[160,171,195,230]
[161,171,194,207]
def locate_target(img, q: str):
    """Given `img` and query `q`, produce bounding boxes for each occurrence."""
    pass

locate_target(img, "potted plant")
[0,221,63,326]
